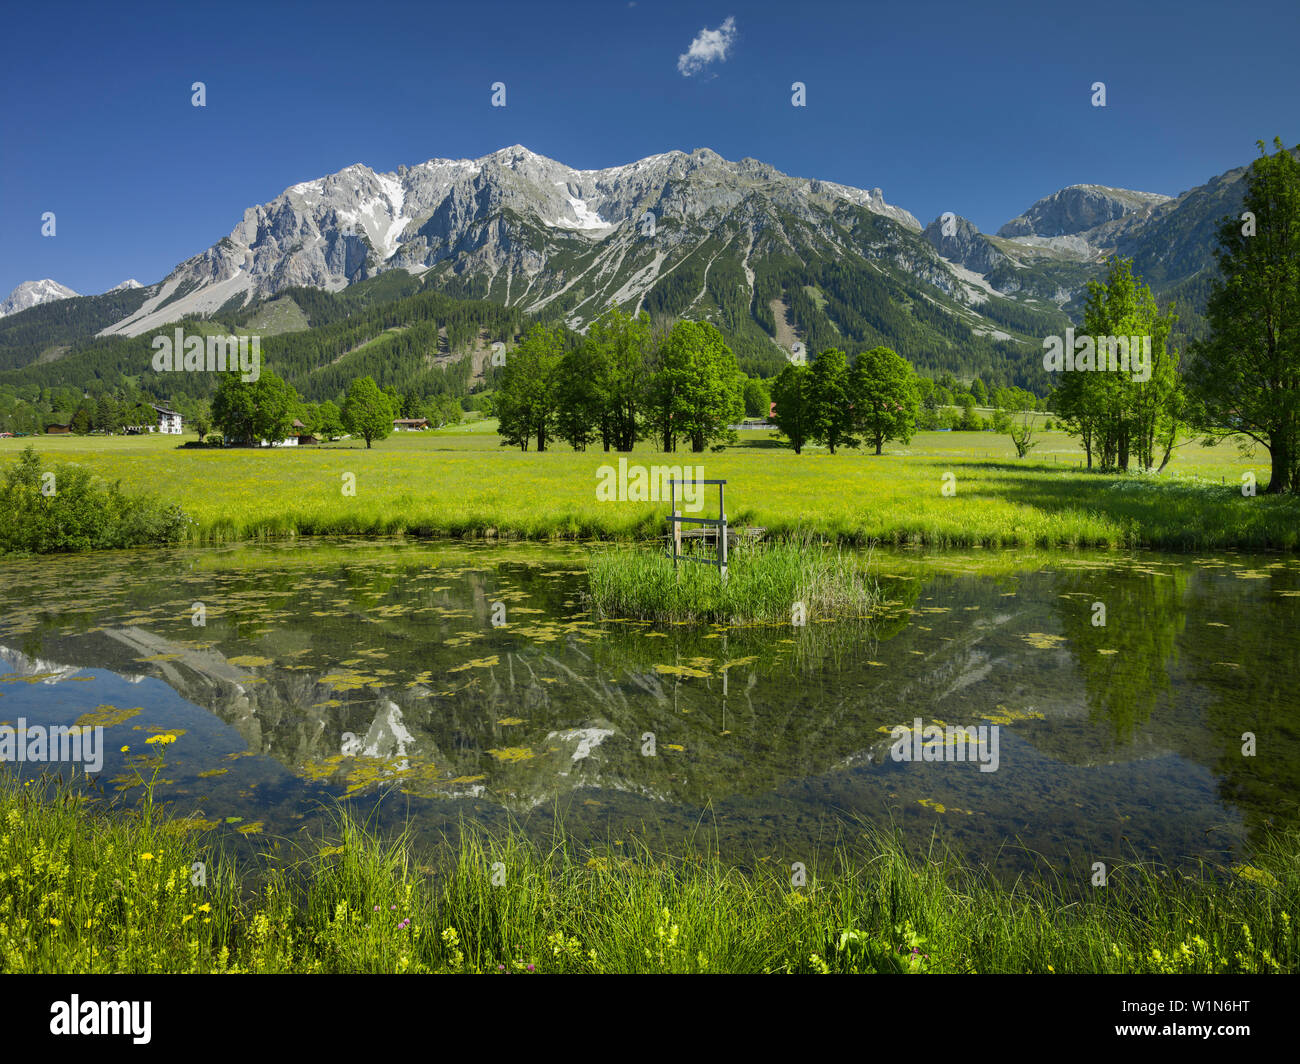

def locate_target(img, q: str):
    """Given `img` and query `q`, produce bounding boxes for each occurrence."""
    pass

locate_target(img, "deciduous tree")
[1187,138,1300,493]
[850,346,918,455]
[342,376,395,449]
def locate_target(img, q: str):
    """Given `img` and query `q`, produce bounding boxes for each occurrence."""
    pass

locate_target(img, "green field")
[3,424,1296,551]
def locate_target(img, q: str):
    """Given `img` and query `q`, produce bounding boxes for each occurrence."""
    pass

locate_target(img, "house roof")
[150,405,181,416]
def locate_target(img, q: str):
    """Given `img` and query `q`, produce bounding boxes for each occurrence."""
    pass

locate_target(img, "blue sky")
[2,0,1297,297]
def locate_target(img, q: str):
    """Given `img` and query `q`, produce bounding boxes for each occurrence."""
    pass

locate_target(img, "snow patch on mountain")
[375,173,410,257]
[551,182,612,230]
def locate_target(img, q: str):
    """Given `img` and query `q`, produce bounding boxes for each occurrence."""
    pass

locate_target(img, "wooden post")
[671,481,680,570]
[722,630,729,698]
[718,482,727,582]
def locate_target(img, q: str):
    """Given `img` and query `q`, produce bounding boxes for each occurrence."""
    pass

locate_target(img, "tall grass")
[1,770,1295,974]
[584,537,879,623]
[6,432,1299,553]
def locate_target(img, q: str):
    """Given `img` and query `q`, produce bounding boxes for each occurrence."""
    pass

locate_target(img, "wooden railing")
[667,478,728,580]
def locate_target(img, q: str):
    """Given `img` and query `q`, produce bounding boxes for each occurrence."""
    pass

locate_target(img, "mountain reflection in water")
[1,540,1297,878]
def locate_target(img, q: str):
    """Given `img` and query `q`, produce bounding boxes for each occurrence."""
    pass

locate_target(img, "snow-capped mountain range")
[94,145,928,337]
[2,142,1272,349]
[0,277,140,318]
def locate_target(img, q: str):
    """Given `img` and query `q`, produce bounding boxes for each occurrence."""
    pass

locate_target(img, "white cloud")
[677,16,736,77]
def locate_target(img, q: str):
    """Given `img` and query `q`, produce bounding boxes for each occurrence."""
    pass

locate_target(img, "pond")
[1,539,1297,878]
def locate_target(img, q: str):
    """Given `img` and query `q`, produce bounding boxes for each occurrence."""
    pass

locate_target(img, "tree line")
[208,372,460,448]
[492,310,748,452]
[490,303,1053,456]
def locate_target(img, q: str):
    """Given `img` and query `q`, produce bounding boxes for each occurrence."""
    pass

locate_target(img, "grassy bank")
[585,539,879,623]
[1,770,1295,974]
[3,429,1299,553]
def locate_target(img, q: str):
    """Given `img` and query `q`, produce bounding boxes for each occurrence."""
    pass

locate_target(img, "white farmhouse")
[151,405,183,434]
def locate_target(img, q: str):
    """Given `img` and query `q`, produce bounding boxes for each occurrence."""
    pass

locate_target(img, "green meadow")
[3,423,1296,552]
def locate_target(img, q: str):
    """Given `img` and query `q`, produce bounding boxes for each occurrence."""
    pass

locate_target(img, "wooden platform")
[661,526,766,549]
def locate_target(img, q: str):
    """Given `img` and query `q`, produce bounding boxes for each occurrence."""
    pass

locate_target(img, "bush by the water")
[0,445,191,554]
[584,536,878,623]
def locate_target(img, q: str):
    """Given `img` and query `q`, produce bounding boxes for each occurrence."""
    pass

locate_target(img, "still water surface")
[1,539,1296,877]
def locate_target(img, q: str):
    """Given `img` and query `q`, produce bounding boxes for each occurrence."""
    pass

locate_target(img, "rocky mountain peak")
[998,183,1172,239]
[922,213,1005,276]
[0,278,79,318]
[97,145,921,337]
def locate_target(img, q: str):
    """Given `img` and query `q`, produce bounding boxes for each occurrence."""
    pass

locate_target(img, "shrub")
[0,446,191,554]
